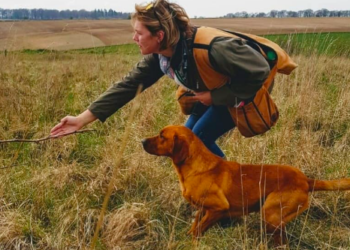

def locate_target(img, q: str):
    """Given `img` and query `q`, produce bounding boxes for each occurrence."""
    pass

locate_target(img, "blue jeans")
[185,102,236,158]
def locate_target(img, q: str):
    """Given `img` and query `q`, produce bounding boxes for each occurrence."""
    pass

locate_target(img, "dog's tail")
[308,178,350,192]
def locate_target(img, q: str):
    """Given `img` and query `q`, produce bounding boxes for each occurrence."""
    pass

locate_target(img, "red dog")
[142,125,350,246]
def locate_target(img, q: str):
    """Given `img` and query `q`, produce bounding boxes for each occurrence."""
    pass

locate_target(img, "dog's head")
[142,125,193,165]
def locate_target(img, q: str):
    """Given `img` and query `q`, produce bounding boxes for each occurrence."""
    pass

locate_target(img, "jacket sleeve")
[88,54,164,122]
[208,37,270,106]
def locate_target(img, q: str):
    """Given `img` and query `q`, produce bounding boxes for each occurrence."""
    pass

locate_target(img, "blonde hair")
[132,0,192,51]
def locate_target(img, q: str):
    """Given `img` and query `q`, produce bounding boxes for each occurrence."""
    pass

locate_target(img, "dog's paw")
[187,227,194,235]
[189,227,203,239]
[191,234,200,243]
[274,245,288,250]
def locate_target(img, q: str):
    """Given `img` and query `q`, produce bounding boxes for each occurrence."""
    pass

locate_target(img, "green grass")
[265,32,350,56]
[20,43,139,56]
[70,43,139,55]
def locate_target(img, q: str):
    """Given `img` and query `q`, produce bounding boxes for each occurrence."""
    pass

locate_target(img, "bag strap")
[220,29,278,69]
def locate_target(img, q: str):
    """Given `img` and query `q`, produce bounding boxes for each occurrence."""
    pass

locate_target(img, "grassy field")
[0,32,350,249]
[265,32,350,56]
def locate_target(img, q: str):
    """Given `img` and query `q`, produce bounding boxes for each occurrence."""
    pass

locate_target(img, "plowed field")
[0,18,349,51]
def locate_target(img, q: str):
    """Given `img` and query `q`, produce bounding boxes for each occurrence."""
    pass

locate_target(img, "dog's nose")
[141,139,147,147]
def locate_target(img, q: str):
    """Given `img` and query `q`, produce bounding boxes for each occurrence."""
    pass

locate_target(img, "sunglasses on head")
[146,2,164,30]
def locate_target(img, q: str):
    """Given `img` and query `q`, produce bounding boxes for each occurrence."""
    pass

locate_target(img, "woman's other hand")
[192,91,213,106]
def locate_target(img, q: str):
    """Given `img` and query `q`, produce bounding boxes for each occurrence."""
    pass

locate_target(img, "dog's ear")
[172,134,189,165]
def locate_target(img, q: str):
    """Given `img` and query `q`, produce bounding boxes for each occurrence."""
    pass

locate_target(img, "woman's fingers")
[50,123,63,135]
[192,92,212,106]
[50,117,70,136]
[50,127,66,137]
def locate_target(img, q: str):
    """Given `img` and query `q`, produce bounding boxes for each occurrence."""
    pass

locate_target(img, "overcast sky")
[1,0,349,17]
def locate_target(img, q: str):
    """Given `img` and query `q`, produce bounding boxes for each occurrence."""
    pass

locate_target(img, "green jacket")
[88,27,270,122]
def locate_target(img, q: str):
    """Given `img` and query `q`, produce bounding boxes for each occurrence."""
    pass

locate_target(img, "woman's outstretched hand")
[50,110,97,138]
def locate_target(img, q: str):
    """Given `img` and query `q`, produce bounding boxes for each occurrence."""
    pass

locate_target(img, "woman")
[50,0,271,158]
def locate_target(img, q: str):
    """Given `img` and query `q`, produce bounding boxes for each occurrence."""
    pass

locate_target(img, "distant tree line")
[223,9,350,18]
[1,7,349,20]
[0,8,130,20]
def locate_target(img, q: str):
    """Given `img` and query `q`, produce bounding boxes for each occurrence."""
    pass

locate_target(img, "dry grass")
[0,39,350,249]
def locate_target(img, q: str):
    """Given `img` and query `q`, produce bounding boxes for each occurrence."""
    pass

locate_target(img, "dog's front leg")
[189,186,230,238]
[191,210,226,238]
[187,208,205,236]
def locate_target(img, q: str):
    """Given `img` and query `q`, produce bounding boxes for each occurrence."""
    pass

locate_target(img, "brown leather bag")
[228,86,279,137]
